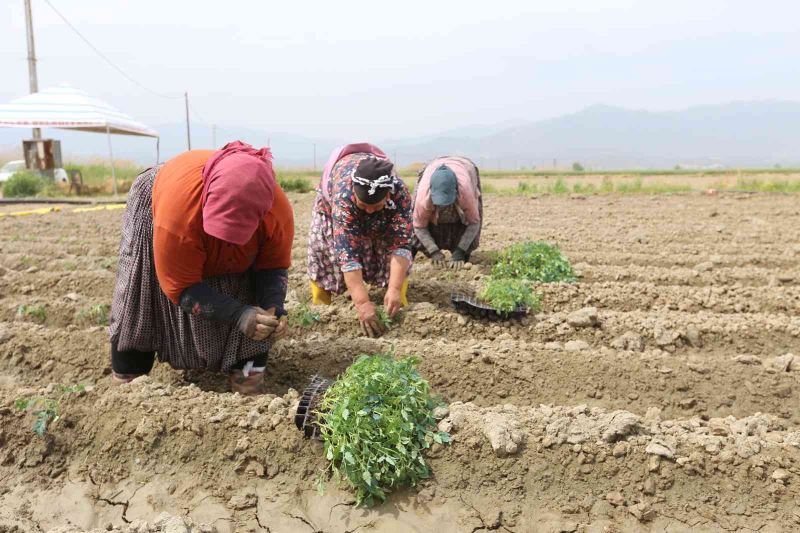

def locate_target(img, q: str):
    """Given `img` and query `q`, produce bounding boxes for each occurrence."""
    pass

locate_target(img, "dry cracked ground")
[0,191,799,532]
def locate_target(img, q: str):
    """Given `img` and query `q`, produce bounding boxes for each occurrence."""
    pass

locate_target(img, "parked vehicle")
[0,160,67,183]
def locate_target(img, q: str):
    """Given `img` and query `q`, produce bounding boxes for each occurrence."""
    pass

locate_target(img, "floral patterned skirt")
[306,194,395,294]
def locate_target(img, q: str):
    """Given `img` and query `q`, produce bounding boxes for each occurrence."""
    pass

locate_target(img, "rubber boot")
[310,280,332,305]
[400,278,409,307]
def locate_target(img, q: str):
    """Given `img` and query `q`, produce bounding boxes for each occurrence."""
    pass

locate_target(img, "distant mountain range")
[1,101,798,169]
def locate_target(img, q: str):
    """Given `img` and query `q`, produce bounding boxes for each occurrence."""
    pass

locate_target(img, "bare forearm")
[388,255,410,291]
[343,269,370,304]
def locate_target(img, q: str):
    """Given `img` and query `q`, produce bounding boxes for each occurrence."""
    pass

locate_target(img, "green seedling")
[290,303,321,327]
[318,353,450,507]
[76,304,110,326]
[479,277,542,313]
[14,384,85,437]
[492,241,577,283]
[376,306,393,328]
[17,304,47,323]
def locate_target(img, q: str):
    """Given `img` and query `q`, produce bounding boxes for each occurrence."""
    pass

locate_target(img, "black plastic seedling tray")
[451,291,529,321]
[294,374,332,439]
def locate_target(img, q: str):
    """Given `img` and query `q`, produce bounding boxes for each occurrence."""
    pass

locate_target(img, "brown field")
[1,190,799,532]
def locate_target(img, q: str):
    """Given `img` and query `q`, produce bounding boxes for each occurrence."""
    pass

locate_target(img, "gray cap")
[430,165,457,206]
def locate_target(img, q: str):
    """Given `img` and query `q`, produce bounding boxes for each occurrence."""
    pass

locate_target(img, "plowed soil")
[1,192,799,532]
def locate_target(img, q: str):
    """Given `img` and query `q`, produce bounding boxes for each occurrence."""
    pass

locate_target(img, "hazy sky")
[2,0,799,139]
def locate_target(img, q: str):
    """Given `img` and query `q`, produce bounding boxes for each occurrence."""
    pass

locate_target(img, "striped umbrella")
[0,84,159,195]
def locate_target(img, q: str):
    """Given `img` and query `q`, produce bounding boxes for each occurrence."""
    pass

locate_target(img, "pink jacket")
[413,156,480,228]
[319,143,388,202]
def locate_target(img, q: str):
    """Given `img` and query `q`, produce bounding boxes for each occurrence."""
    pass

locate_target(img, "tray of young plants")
[452,240,575,321]
[451,277,541,321]
[294,374,332,439]
[295,352,451,507]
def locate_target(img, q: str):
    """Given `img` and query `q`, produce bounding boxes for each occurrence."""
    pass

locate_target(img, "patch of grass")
[289,303,321,327]
[599,177,615,193]
[551,177,569,195]
[735,178,800,193]
[492,241,577,283]
[479,277,542,313]
[15,384,85,437]
[318,353,450,507]
[516,181,538,194]
[64,162,143,187]
[17,304,47,324]
[62,261,78,271]
[76,304,110,326]
[19,255,36,268]
[278,175,313,193]
[572,182,597,194]
[98,257,116,271]
[3,171,45,197]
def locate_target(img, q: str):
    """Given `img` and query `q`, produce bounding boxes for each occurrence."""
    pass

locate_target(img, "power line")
[41,0,182,100]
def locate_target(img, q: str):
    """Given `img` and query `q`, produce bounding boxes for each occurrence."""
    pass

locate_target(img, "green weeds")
[2,171,45,197]
[76,304,110,326]
[17,304,47,323]
[318,353,450,507]
[278,176,313,193]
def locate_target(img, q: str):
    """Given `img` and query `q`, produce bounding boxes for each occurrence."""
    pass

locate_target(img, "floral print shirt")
[322,153,413,272]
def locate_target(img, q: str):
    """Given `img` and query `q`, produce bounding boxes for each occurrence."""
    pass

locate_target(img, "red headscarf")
[201,141,276,245]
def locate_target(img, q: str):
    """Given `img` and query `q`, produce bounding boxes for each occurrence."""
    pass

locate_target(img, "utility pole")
[184,92,192,150]
[211,124,217,148]
[24,0,40,139]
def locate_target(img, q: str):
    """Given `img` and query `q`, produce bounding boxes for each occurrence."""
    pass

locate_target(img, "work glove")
[237,306,280,341]
[430,250,446,268]
[355,300,387,338]
[449,248,468,271]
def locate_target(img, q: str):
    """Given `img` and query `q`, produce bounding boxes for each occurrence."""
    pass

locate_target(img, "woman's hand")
[384,287,403,317]
[270,316,289,341]
[237,306,280,341]
[355,300,387,338]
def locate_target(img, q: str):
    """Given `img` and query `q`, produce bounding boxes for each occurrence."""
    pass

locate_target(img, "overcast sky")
[2,0,799,139]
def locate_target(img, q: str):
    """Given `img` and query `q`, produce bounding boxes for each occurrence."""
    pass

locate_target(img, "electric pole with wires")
[24,0,40,139]
[184,92,192,150]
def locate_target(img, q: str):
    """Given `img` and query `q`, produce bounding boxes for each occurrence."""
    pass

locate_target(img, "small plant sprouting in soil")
[16,304,47,324]
[317,353,450,507]
[15,384,85,437]
[76,304,110,326]
[289,303,321,327]
[99,257,116,271]
[479,277,542,313]
[491,241,576,283]
[376,306,393,328]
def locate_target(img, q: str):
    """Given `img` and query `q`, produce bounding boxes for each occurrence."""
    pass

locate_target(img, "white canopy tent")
[0,84,159,195]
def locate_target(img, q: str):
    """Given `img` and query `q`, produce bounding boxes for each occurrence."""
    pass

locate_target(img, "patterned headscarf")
[351,157,396,205]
